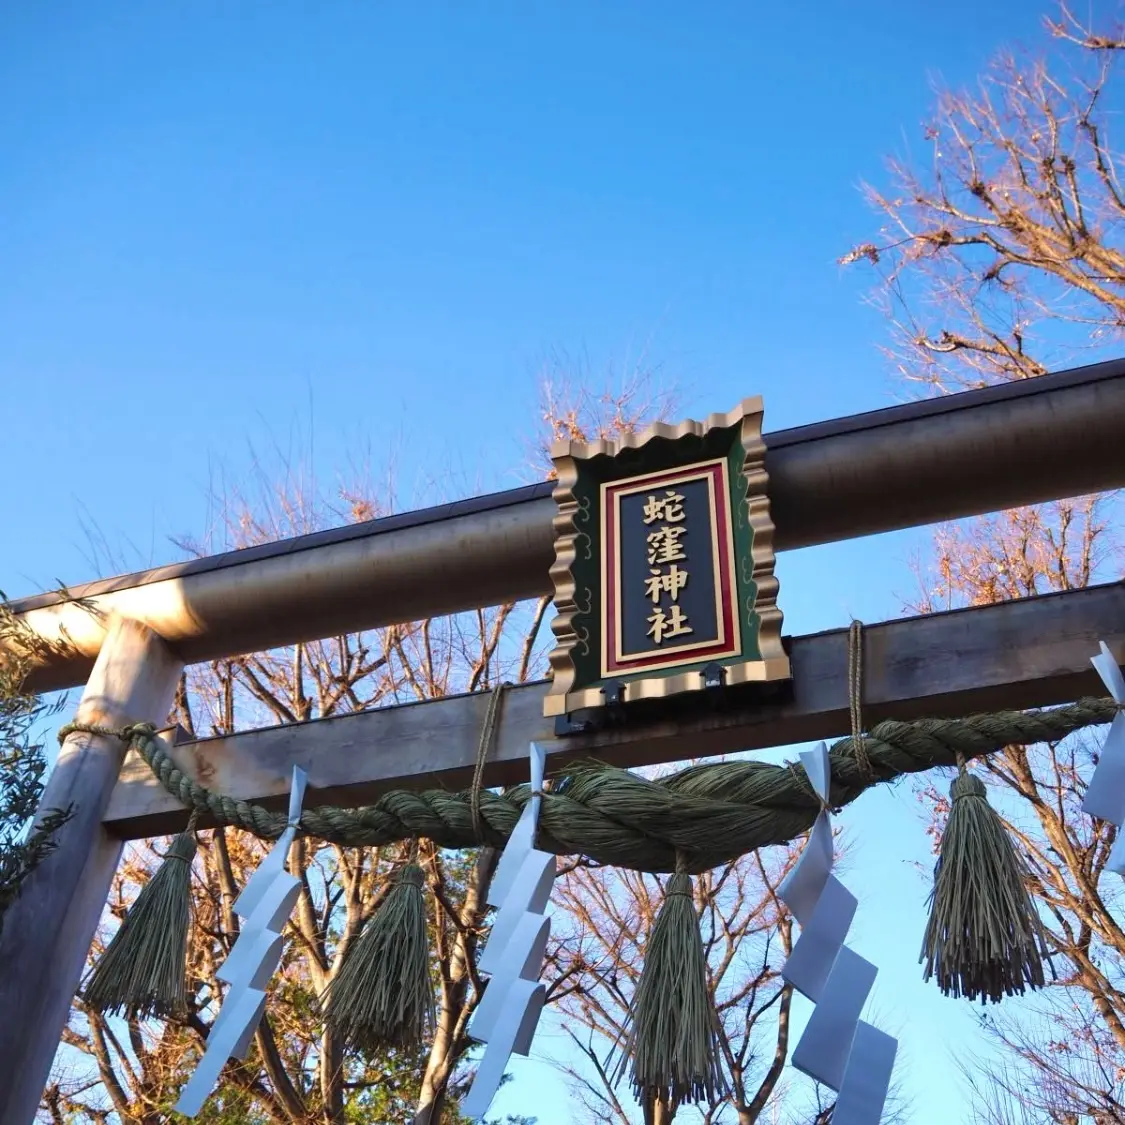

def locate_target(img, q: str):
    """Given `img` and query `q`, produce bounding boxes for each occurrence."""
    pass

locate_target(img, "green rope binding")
[74,697,1115,874]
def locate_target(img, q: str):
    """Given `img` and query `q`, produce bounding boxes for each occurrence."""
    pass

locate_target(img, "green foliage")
[339,1046,431,1123]
[0,597,71,936]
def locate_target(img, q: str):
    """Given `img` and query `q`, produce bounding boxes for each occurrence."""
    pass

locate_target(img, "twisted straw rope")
[70,696,1115,874]
[849,619,871,778]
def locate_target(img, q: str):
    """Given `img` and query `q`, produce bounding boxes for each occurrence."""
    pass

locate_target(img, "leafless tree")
[847,5,1125,1120]
[843,3,1125,393]
[906,503,1125,1123]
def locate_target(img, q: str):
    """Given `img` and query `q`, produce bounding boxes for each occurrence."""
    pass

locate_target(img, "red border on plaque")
[601,459,740,677]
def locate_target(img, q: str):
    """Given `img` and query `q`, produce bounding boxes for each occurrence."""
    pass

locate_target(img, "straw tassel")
[324,861,435,1052]
[921,761,1049,1003]
[616,858,726,1109]
[83,816,198,1020]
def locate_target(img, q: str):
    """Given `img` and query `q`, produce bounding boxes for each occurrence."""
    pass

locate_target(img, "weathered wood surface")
[14,360,1125,694]
[0,617,183,1125]
[106,583,1125,839]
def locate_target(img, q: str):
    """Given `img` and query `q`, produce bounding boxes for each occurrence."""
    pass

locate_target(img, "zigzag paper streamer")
[778,743,896,1125]
[461,743,555,1120]
[1080,642,1125,873]
[176,766,308,1117]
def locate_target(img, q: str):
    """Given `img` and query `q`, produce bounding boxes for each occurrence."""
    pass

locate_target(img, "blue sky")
[0,2,1075,1122]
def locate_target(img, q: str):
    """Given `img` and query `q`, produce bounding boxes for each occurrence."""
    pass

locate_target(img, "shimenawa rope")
[849,619,872,779]
[68,696,1117,874]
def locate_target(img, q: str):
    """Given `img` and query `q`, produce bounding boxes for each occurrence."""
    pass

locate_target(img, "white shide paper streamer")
[1080,642,1125,873]
[461,742,556,1120]
[777,743,897,1125]
[176,766,309,1117]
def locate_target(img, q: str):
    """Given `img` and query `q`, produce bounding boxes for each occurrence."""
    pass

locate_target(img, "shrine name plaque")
[544,397,790,719]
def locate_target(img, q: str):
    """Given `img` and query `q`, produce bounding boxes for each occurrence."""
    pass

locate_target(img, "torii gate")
[2,359,1124,1123]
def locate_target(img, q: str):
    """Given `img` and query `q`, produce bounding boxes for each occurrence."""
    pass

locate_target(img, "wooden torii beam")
[9,358,1125,694]
[107,581,1125,839]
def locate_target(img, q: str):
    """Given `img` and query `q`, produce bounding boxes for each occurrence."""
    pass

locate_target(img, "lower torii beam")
[105,582,1125,838]
[0,616,182,1125]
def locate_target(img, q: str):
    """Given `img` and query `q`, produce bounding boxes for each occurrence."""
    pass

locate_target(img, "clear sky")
[0,2,1071,1123]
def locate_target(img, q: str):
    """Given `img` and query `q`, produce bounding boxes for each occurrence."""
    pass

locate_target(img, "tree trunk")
[414,996,458,1125]
[414,848,497,1124]
[643,1094,676,1124]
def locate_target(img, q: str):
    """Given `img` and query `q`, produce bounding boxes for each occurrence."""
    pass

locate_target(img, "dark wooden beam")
[14,359,1125,693]
[106,583,1125,840]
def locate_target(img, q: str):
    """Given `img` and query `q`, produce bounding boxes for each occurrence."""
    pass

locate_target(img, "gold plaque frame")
[544,396,789,718]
